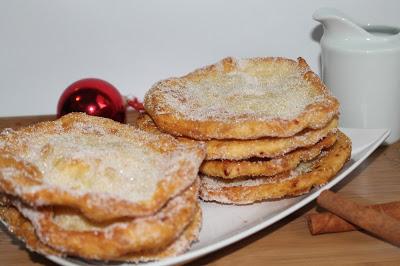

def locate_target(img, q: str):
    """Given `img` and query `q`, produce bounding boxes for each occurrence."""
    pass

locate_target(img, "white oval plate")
[45,128,390,266]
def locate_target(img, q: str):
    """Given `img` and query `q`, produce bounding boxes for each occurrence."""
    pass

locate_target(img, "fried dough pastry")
[136,113,337,161]
[0,194,60,256]
[199,131,351,204]
[144,57,339,140]
[0,195,202,262]
[0,113,205,222]
[136,112,168,134]
[9,180,198,260]
[120,207,201,263]
[205,117,338,160]
[200,133,337,179]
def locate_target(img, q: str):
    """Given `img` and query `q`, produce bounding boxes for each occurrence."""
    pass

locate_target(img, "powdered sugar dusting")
[11,184,197,250]
[13,133,163,202]
[152,58,323,121]
[0,114,204,204]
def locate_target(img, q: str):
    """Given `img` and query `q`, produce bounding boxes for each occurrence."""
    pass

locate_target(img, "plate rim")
[46,128,390,266]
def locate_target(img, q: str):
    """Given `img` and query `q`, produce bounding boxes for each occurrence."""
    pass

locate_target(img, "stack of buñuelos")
[0,113,205,262]
[144,57,352,204]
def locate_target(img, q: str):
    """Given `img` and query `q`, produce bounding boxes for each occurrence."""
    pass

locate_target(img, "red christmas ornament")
[57,78,144,123]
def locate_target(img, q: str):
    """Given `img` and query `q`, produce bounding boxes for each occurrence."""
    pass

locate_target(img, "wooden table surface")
[0,113,399,266]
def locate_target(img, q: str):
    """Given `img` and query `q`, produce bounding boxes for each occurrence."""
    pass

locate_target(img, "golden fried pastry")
[200,133,337,179]
[144,57,339,140]
[8,180,198,260]
[0,195,202,262]
[136,112,167,134]
[136,113,337,161]
[119,207,201,263]
[199,131,351,204]
[0,194,60,256]
[205,118,338,160]
[0,113,205,222]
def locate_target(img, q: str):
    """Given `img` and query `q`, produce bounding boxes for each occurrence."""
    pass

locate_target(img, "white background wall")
[1,0,399,116]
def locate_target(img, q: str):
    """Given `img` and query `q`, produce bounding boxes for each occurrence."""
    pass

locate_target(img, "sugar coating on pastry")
[13,133,166,202]
[0,113,205,221]
[145,57,339,140]
[200,132,337,179]
[159,59,319,120]
[10,179,199,260]
[205,117,338,160]
[136,113,338,161]
[199,131,352,204]
[0,195,202,263]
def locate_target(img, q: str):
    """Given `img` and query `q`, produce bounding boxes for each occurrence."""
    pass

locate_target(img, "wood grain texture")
[0,112,399,266]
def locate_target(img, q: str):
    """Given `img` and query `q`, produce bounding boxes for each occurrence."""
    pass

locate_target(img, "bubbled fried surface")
[199,131,351,204]
[0,113,205,222]
[136,113,338,160]
[10,180,199,260]
[204,118,338,160]
[0,194,202,262]
[144,57,339,140]
[200,133,337,179]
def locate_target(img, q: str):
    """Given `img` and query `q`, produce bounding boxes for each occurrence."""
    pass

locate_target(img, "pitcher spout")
[313,8,369,39]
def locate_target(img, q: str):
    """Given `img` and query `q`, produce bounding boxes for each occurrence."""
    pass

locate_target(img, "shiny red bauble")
[57,78,126,123]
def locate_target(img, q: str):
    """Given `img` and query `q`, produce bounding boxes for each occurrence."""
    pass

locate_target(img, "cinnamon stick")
[307,201,400,235]
[315,190,400,246]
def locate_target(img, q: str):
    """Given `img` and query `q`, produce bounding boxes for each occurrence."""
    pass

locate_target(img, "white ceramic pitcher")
[313,8,400,144]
